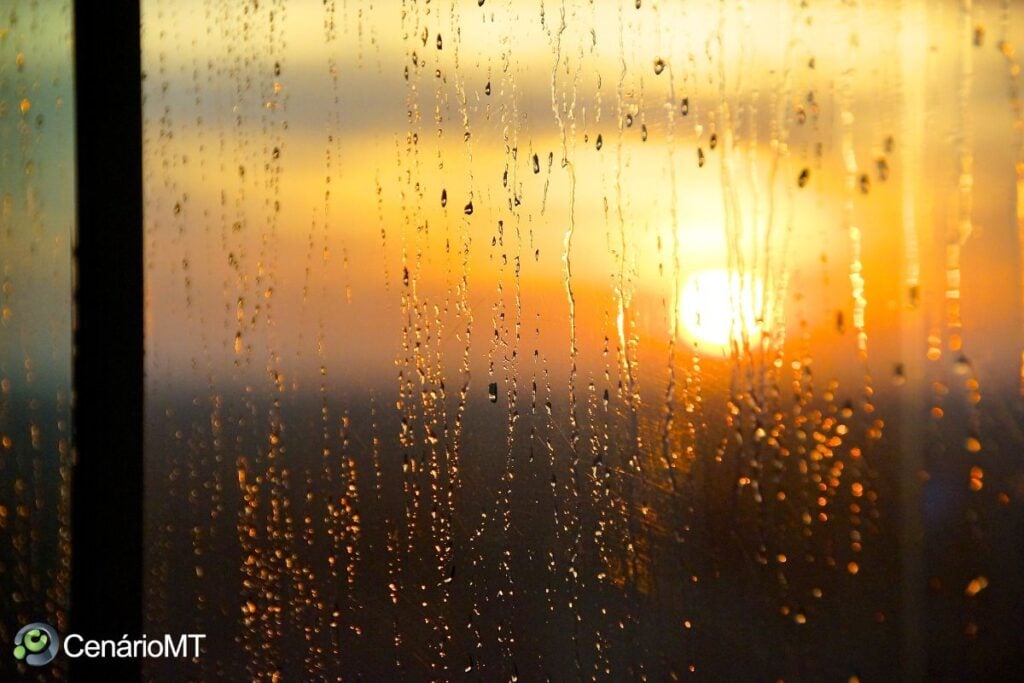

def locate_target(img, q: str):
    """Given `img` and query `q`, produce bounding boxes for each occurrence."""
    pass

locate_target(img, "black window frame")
[71,0,144,678]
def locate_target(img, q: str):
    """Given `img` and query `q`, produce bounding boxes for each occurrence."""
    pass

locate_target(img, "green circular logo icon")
[13,623,59,666]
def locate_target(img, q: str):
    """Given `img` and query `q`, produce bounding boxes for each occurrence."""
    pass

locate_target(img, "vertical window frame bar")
[70,0,145,678]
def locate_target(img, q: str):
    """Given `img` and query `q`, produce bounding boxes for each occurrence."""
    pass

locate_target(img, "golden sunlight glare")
[679,269,766,354]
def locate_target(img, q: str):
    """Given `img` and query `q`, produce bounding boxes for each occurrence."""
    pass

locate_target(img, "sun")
[678,269,766,355]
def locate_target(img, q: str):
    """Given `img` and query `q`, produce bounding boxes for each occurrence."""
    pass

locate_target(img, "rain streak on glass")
[142,1,1024,681]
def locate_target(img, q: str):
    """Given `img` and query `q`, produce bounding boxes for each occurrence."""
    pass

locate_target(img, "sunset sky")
[136,2,1024,680]
[141,0,1021,399]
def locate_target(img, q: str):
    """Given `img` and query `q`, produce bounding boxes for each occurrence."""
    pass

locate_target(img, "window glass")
[0,1,74,679]
[143,1,1024,679]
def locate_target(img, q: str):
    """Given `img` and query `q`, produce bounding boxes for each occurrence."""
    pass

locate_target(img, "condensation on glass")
[143,1,1024,680]
[0,2,74,681]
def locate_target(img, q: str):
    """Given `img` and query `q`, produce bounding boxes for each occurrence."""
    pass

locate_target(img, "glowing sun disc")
[679,268,766,354]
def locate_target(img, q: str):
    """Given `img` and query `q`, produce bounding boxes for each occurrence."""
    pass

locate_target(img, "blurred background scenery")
[4,0,1024,680]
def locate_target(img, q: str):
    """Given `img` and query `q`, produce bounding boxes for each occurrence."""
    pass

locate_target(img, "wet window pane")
[0,1,74,679]
[143,1,1024,679]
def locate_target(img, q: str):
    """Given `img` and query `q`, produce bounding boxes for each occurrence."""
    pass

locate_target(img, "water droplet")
[488,382,498,403]
[892,363,906,386]
[681,97,689,116]
[436,34,443,50]
[653,58,665,75]
[709,133,717,150]
[464,201,474,215]
[697,148,705,167]
[595,134,603,150]
[859,174,870,194]
[641,124,648,142]
[798,168,810,187]
[441,189,447,207]
[876,157,890,182]
[625,113,634,127]
[839,400,854,419]
[532,153,540,174]
[965,575,989,596]
[484,81,491,96]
